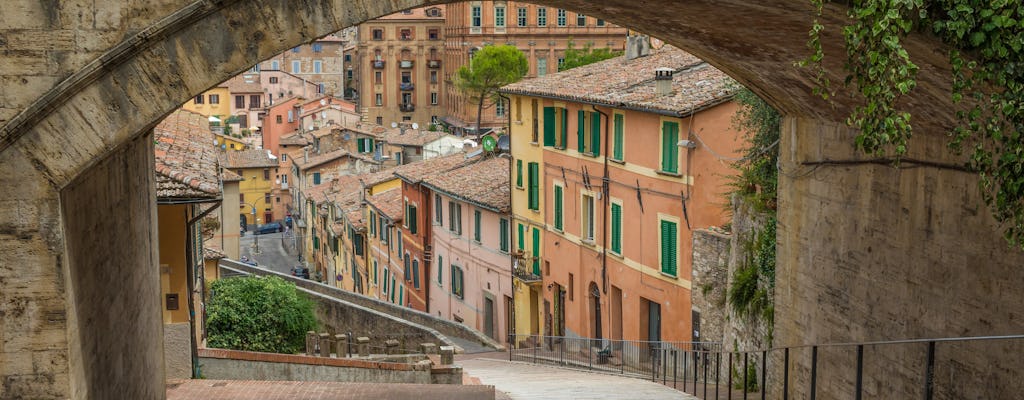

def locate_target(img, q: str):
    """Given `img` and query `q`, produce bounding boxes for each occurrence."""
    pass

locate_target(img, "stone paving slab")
[166,379,495,400]
[458,358,697,400]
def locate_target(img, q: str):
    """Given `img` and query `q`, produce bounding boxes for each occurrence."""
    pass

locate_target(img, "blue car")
[254,222,283,235]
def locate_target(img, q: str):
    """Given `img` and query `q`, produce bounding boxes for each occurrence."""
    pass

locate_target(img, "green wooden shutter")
[409,206,418,234]
[516,159,523,187]
[528,162,539,210]
[543,107,555,146]
[554,185,563,230]
[437,255,443,285]
[577,110,586,153]
[613,114,624,160]
[531,227,541,275]
[662,122,679,173]
[474,210,481,242]
[313,172,321,185]
[560,109,568,147]
[500,218,509,252]
[591,112,601,156]
[518,223,525,250]
[660,220,677,276]
[611,203,622,254]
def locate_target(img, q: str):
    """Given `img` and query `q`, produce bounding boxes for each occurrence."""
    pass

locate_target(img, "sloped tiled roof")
[422,156,510,213]
[293,149,355,171]
[153,109,220,200]
[204,247,227,260]
[221,170,244,182]
[393,151,470,184]
[279,132,310,146]
[366,188,404,221]
[223,74,263,94]
[381,129,450,147]
[501,46,736,116]
[223,148,278,169]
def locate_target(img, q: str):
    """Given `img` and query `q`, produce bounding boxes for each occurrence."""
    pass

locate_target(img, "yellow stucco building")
[224,149,280,228]
[181,84,231,118]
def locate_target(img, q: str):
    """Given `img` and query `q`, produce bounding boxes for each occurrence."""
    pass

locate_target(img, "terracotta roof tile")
[222,74,263,94]
[393,151,471,183]
[366,188,404,221]
[223,148,279,169]
[381,129,450,147]
[204,247,227,260]
[153,109,220,199]
[292,148,368,171]
[279,132,310,146]
[501,46,736,116]
[422,156,510,213]
[221,170,244,182]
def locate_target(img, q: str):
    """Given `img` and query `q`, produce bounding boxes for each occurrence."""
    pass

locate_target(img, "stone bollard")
[385,339,400,355]
[335,334,348,358]
[419,343,437,355]
[306,331,317,356]
[319,333,331,357]
[439,346,454,365]
[357,337,370,356]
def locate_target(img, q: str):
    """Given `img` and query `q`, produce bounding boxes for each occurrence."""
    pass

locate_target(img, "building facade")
[223,148,280,228]
[443,1,628,135]
[258,33,348,97]
[502,45,743,345]
[356,6,447,128]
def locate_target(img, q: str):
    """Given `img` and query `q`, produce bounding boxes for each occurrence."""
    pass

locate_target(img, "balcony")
[399,82,415,91]
[399,103,415,112]
[427,59,441,68]
[371,60,385,69]
[513,262,542,285]
[399,60,414,69]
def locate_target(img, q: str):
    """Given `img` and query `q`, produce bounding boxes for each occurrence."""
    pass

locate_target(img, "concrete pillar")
[357,337,370,356]
[306,331,317,356]
[420,343,437,354]
[439,346,455,365]
[335,334,348,357]
[319,333,331,357]
[385,339,400,355]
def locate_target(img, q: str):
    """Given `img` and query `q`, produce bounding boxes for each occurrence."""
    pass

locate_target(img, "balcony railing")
[512,263,541,283]
[399,103,415,112]
[427,59,441,68]
[399,60,414,69]
[399,82,414,91]
[371,60,385,69]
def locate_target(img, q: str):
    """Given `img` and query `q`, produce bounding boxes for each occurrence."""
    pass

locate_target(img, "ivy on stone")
[803,0,1024,248]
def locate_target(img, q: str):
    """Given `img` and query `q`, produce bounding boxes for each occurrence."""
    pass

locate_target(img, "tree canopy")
[206,276,318,354]
[559,40,623,71]
[453,44,528,134]
[803,0,1024,248]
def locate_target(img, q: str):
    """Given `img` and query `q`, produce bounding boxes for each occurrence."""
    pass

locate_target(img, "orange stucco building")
[502,44,743,344]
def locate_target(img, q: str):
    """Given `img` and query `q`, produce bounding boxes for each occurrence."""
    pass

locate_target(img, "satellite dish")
[482,135,497,152]
[320,99,327,106]
[391,122,399,128]
[343,133,351,140]
[497,135,510,152]
[411,123,419,130]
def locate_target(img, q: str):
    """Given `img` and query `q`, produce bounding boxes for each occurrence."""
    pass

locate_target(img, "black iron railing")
[509,333,1024,399]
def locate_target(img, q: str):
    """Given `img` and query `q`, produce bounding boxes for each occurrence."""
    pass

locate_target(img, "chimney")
[304,148,308,163]
[655,67,674,96]
[626,34,651,60]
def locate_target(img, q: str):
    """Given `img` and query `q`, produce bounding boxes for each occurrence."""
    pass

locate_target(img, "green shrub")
[206,276,318,354]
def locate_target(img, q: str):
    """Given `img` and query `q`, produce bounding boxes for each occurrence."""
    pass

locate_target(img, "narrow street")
[239,230,302,276]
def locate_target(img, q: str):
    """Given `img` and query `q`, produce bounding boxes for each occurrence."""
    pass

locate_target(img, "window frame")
[553,183,564,231]
[537,7,547,26]
[556,9,567,26]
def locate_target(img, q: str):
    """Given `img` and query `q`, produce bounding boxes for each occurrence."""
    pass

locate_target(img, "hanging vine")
[802,0,1024,247]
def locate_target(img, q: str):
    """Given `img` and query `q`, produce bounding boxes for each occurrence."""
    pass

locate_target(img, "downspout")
[592,105,610,296]
[184,202,220,379]
[422,183,431,314]
[499,93,514,344]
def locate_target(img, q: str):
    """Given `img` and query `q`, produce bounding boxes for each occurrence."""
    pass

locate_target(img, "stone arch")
[1,1,1021,399]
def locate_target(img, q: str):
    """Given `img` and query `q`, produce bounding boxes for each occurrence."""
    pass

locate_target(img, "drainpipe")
[593,105,611,345]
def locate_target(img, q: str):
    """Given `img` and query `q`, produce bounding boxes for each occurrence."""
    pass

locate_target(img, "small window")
[660,220,678,276]
[399,28,412,40]
[372,29,384,40]
[553,184,563,231]
[451,265,464,298]
[275,115,282,124]
[269,76,279,84]
[312,43,323,52]
[193,95,204,105]
[292,60,301,74]
[577,13,586,26]
[434,194,443,223]
[537,7,547,26]
[473,209,482,242]
[499,218,509,253]
[527,162,539,210]
[471,5,482,27]
[412,259,420,289]
[428,28,440,40]
[375,93,383,106]
[596,19,606,27]
[263,168,270,180]
[270,60,280,70]
[313,60,322,73]
[494,5,506,27]
[291,46,300,53]
[582,193,595,241]
[495,98,506,117]
[517,7,528,27]
[557,9,567,26]
[437,255,443,286]
[610,203,622,254]
[404,254,411,281]
[431,92,438,105]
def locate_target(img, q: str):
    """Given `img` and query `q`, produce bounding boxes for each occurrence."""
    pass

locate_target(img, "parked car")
[292,266,310,279]
[254,222,283,235]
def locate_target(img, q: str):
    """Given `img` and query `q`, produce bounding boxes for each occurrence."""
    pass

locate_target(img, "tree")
[206,276,318,354]
[453,45,528,136]
[559,40,623,72]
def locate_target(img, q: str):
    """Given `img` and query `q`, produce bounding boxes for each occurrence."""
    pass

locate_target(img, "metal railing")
[510,333,1024,399]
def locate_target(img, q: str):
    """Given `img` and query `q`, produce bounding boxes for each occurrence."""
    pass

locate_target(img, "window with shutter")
[528,162,539,210]
[531,227,541,275]
[560,108,569,148]
[517,223,525,251]
[412,259,420,289]
[409,206,418,234]
[313,172,321,185]
[516,159,523,188]
[437,255,443,286]
[613,114,624,160]
[553,185,563,231]
[591,111,601,156]
[660,220,678,276]
[434,195,443,223]
[473,210,481,242]
[499,218,509,252]
[543,107,556,146]
[611,203,622,254]
[577,110,586,153]
[661,121,680,173]
[404,254,410,280]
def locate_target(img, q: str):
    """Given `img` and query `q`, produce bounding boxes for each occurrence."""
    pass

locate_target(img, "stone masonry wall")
[691,229,730,346]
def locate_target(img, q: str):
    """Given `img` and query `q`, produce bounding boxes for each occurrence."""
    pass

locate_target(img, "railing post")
[761,350,767,400]
[704,350,709,399]
[589,340,594,370]
[560,338,565,365]
[810,346,818,400]
[923,341,936,400]
[673,349,679,390]
[855,345,864,400]
[715,351,721,400]
[693,349,699,389]
[783,347,789,400]
[728,352,733,400]
[534,337,538,364]
[681,349,687,391]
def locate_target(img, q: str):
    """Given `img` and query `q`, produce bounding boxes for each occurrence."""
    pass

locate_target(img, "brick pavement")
[165,380,495,400]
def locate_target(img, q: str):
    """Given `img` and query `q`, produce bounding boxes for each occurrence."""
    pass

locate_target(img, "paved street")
[239,230,303,276]
[459,357,696,400]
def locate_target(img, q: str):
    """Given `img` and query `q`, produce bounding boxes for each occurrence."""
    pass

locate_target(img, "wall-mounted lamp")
[677,139,697,148]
